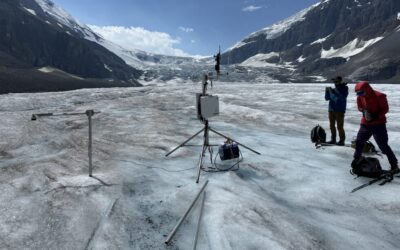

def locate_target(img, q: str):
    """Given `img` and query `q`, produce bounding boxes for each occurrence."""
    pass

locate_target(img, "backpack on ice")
[351,157,383,178]
[311,125,326,144]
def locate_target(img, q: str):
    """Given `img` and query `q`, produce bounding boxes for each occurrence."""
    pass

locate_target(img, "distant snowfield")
[240,53,298,72]
[23,7,36,16]
[37,66,84,80]
[321,37,383,60]
[230,0,330,51]
[0,82,400,249]
[310,35,331,45]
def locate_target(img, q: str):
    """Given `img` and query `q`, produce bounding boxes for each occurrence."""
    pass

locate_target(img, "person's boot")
[327,140,336,144]
[390,164,400,174]
[336,140,345,146]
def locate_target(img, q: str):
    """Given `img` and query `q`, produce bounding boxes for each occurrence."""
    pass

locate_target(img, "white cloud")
[179,26,194,33]
[242,5,262,12]
[88,25,190,57]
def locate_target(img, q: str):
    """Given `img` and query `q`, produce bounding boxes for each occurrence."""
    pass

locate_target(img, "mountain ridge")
[223,0,400,83]
[0,0,142,94]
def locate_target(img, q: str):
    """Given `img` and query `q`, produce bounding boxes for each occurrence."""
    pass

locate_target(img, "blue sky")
[52,0,320,56]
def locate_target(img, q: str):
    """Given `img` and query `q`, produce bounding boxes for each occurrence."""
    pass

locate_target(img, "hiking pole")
[351,178,381,193]
[165,180,209,244]
[351,173,392,193]
[192,191,206,250]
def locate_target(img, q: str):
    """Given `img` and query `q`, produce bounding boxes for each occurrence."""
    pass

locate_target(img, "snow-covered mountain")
[224,0,400,83]
[0,0,142,94]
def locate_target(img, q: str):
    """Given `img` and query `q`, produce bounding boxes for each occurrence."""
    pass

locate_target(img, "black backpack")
[311,125,326,144]
[351,157,383,178]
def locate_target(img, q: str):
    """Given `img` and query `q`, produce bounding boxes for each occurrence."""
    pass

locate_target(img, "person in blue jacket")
[325,76,349,145]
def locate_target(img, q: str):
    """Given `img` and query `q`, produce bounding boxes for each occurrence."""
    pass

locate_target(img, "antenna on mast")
[214,45,221,77]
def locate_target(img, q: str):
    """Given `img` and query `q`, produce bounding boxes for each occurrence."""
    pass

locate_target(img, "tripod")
[165,75,260,183]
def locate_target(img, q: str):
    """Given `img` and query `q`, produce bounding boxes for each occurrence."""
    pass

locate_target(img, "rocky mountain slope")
[223,0,400,82]
[0,0,142,94]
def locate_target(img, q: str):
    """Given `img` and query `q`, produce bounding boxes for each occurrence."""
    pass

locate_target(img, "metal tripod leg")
[165,128,205,157]
[208,146,213,164]
[196,145,207,183]
[208,127,261,155]
[165,180,209,244]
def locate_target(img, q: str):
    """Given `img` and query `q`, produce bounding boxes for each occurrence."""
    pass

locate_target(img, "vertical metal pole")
[165,180,209,244]
[202,74,207,95]
[204,121,209,147]
[86,110,94,177]
[192,191,206,250]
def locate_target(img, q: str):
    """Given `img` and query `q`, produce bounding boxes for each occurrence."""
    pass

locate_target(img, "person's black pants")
[354,124,398,168]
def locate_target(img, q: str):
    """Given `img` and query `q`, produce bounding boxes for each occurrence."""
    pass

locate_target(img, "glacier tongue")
[1,82,399,249]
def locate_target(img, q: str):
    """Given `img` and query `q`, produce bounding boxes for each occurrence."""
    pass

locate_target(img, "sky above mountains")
[52,0,320,56]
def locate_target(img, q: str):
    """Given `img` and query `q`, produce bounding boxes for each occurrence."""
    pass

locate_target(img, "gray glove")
[363,110,373,121]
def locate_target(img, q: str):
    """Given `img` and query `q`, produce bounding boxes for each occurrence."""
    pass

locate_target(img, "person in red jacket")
[353,81,399,173]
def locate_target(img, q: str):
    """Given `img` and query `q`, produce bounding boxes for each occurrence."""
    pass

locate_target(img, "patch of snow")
[247,3,321,40]
[37,67,84,80]
[229,42,245,50]
[240,52,280,67]
[23,7,37,16]
[297,43,303,47]
[310,75,327,82]
[319,0,330,10]
[283,62,296,71]
[45,20,51,25]
[38,67,54,73]
[240,53,296,71]
[310,35,331,45]
[228,41,256,51]
[397,12,400,21]
[104,64,113,72]
[35,0,74,26]
[297,55,306,63]
[57,23,63,28]
[35,0,98,40]
[321,37,384,60]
